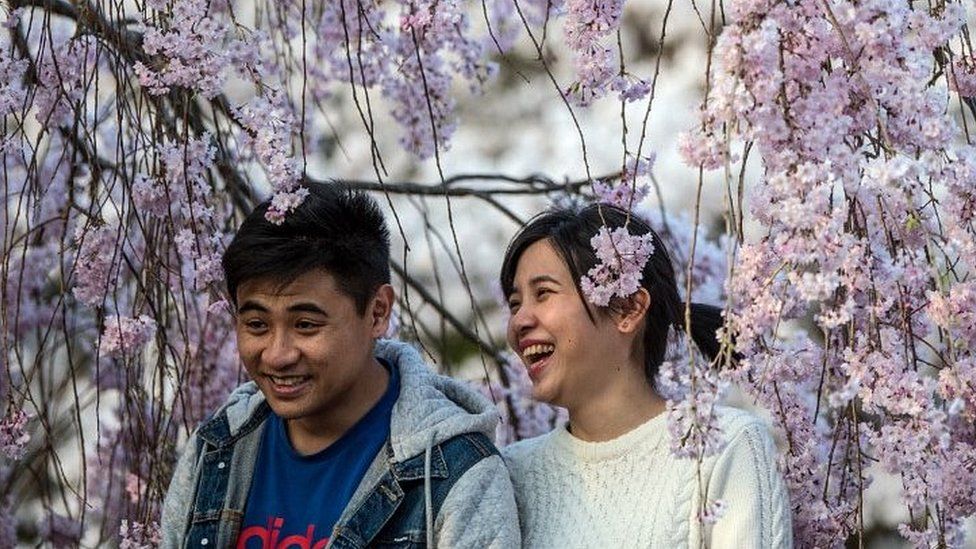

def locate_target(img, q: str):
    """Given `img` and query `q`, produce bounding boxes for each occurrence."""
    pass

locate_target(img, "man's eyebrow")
[237,301,269,315]
[287,302,329,316]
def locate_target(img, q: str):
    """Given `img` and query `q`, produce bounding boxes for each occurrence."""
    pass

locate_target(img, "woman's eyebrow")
[528,274,562,286]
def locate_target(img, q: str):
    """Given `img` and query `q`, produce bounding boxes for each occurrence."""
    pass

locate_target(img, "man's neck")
[286,358,390,456]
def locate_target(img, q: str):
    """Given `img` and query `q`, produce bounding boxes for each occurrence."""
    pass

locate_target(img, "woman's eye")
[536,287,552,298]
[507,300,521,313]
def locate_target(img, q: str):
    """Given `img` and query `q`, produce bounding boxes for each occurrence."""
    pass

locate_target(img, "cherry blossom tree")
[2,0,975,546]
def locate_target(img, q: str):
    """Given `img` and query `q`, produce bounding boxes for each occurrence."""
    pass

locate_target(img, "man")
[161,183,519,548]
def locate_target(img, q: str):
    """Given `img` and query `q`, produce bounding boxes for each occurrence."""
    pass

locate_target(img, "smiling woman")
[499,204,793,548]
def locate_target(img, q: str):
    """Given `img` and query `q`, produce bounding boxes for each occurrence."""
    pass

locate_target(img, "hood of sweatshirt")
[215,338,497,463]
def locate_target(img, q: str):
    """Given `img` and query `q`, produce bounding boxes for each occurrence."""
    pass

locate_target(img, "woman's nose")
[509,303,537,337]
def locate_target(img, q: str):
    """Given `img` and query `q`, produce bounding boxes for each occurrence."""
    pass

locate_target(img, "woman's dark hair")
[222,181,390,314]
[499,203,725,386]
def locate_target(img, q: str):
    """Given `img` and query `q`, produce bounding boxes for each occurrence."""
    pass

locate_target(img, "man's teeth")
[269,375,308,387]
[523,344,555,362]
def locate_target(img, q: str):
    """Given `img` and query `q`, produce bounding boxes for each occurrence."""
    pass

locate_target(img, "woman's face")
[506,239,624,408]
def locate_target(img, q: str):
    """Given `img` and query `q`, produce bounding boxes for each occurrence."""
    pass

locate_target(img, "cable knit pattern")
[503,406,793,548]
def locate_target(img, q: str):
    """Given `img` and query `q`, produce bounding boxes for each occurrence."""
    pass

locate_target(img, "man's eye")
[243,319,266,330]
[296,320,320,330]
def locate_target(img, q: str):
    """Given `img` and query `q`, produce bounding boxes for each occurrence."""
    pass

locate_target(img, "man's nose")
[262,330,300,369]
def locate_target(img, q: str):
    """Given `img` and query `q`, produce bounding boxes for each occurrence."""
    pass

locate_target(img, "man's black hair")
[499,203,725,386]
[222,182,391,314]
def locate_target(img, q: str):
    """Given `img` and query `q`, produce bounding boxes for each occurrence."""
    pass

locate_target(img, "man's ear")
[615,288,650,334]
[369,284,396,338]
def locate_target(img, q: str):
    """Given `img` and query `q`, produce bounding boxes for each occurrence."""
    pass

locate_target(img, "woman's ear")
[615,288,650,334]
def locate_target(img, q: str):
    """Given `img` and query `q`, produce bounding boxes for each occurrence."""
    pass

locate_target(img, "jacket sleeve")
[160,434,202,549]
[433,453,521,548]
[705,420,793,549]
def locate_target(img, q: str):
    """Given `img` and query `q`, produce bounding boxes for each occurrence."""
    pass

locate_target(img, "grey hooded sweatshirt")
[161,339,520,547]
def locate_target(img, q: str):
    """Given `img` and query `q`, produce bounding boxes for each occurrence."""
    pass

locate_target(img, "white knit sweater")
[503,407,793,548]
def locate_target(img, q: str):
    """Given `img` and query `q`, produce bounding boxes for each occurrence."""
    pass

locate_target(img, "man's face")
[234,269,392,427]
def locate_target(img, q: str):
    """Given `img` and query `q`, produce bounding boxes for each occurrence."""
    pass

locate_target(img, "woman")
[500,204,792,548]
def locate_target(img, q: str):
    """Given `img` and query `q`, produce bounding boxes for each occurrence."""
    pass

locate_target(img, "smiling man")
[160,183,519,548]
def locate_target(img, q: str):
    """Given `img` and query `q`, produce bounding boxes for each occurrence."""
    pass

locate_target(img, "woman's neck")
[565,372,666,443]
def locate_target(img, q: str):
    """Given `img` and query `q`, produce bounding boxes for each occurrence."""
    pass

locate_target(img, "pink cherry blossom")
[99,316,157,358]
[580,225,655,306]
[0,409,30,460]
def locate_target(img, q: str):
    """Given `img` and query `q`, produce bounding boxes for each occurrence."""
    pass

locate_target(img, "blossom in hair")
[581,226,654,307]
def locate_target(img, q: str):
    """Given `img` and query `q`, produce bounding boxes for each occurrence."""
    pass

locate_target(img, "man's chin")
[265,399,308,421]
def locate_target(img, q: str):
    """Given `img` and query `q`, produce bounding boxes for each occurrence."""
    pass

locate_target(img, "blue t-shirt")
[236,360,399,549]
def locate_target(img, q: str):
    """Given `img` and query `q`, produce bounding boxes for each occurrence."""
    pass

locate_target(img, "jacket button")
[200,538,209,546]
[217,462,226,469]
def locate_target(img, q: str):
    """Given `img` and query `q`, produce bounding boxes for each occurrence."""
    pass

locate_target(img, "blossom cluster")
[580,226,654,306]
[231,92,304,224]
[99,316,157,358]
[33,34,96,127]
[565,0,651,104]
[72,224,120,308]
[0,47,27,118]
[591,153,655,209]
[0,410,30,460]
[118,520,161,549]
[133,0,229,98]
[688,0,976,543]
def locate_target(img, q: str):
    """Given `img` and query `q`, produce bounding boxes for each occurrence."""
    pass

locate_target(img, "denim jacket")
[161,340,520,548]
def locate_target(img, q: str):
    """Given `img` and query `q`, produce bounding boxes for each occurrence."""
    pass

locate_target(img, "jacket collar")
[197,400,271,449]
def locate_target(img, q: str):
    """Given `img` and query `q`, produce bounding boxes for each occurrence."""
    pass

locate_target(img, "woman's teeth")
[524,344,555,363]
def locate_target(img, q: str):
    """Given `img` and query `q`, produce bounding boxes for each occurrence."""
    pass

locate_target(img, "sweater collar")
[551,412,668,462]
